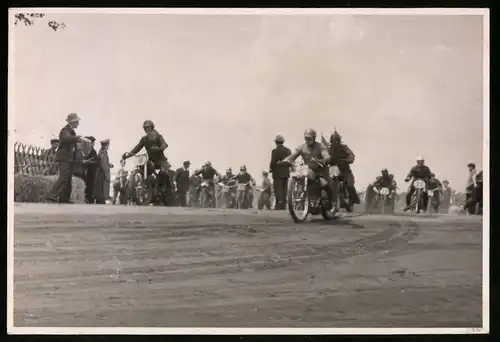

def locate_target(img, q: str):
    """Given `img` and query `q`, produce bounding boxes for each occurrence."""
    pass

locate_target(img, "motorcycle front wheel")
[287,178,309,223]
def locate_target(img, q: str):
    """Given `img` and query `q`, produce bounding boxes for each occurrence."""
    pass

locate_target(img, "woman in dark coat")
[93,139,113,204]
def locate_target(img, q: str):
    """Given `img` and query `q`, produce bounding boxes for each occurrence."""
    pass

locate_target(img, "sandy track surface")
[13,203,483,328]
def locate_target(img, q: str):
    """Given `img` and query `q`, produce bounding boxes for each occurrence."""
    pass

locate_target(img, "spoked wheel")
[288,178,309,223]
[321,193,336,221]
[134,174,152,205]
[415,189,422,214]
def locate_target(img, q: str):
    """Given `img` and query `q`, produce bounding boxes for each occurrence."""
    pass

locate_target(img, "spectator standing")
[464,163,477,214]
[83,136,98,204]
[174,161,191,207]
[46,113,88,203]
[94,139,113,204]
[269,135,291,210]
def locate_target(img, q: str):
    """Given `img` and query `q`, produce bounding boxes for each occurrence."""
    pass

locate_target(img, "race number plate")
[237,184,246,191]
[135,154,148,166]
[414,179,426,189]
[380,188,390,195]
[329,165,340,178]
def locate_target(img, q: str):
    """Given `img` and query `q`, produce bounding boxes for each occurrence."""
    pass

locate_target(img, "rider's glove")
[404,177,410,182]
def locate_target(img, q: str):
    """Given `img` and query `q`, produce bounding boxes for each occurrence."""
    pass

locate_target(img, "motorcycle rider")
[121,120,171,202]
[193,161,221,202]
[280,129,333,203]
[365,169,397,212]
[427,173,443,212]
[217,168,236,207]
[372,169,397,192]
[220,168,235,185]
[403,156,433,211]
[328,130,360,204]
[233,165,256,208]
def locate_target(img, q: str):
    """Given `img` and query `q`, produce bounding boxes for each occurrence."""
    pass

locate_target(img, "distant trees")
[13,12,66,31]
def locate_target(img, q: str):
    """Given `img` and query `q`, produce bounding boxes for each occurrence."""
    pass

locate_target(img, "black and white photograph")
[8,8,489,334]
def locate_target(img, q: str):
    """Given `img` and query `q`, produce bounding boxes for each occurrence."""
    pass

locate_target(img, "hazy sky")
[11,12,484,189]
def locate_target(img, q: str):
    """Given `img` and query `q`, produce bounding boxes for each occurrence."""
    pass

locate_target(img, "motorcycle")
[130,154,170,206]
[199,179,216,208]
[329,165,354,213]
[369,187,395,214]
[409,178,427,214]
[217,179,237,208]
[235,181,253,209]
[285,158,336,223]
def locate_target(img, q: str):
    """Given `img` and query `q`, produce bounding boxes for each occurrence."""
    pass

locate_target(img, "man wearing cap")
[257,171,273,210]
[174,161,191,207]
[46,113,88,203]
[42,139,59,175]
[440,180,452,214]
[82,136,98,203]
[269,135,291,210]
[94,139,113,204]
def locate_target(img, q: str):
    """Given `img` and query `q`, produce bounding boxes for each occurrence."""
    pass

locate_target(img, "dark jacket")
[329,143,355,173]
[94,148,111,200]
[55,124,78,162]
[406,165,432,181]
[194,166,220,181]
[174,167,190,191]
[270,144,292,179]
[129,130,168,162]
[85,148,98,177]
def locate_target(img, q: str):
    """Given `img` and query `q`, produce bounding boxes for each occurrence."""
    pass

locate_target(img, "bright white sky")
[11,12,484,190]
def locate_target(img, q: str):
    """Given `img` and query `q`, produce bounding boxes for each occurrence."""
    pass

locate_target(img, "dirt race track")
[13,203,483,328]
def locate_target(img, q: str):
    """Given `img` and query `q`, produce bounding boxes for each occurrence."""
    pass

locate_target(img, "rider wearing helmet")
[121,120,171,197]
[281,128,333,201]
[193,161,221,200]
[372,169,397,191]
[403,156,433,211]
[328,130,360,204]
[233,165,256,208]
[220,168,235,185]
[364,169,397,212]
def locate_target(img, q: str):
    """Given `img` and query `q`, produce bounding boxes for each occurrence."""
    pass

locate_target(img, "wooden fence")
[14,141,91,177]
[14,142,58,176]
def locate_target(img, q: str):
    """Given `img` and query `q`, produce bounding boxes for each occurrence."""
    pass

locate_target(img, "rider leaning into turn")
[121,120,171,194]
[328,130,361,204]
[403,156,433,211]
[281,128,333,202]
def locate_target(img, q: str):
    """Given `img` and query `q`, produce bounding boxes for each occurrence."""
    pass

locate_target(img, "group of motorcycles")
[115,157,269,209]
[116,154,445,224]
[364,178,441,216]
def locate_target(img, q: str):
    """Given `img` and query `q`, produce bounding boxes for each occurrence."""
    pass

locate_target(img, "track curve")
[13,203,483,328]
